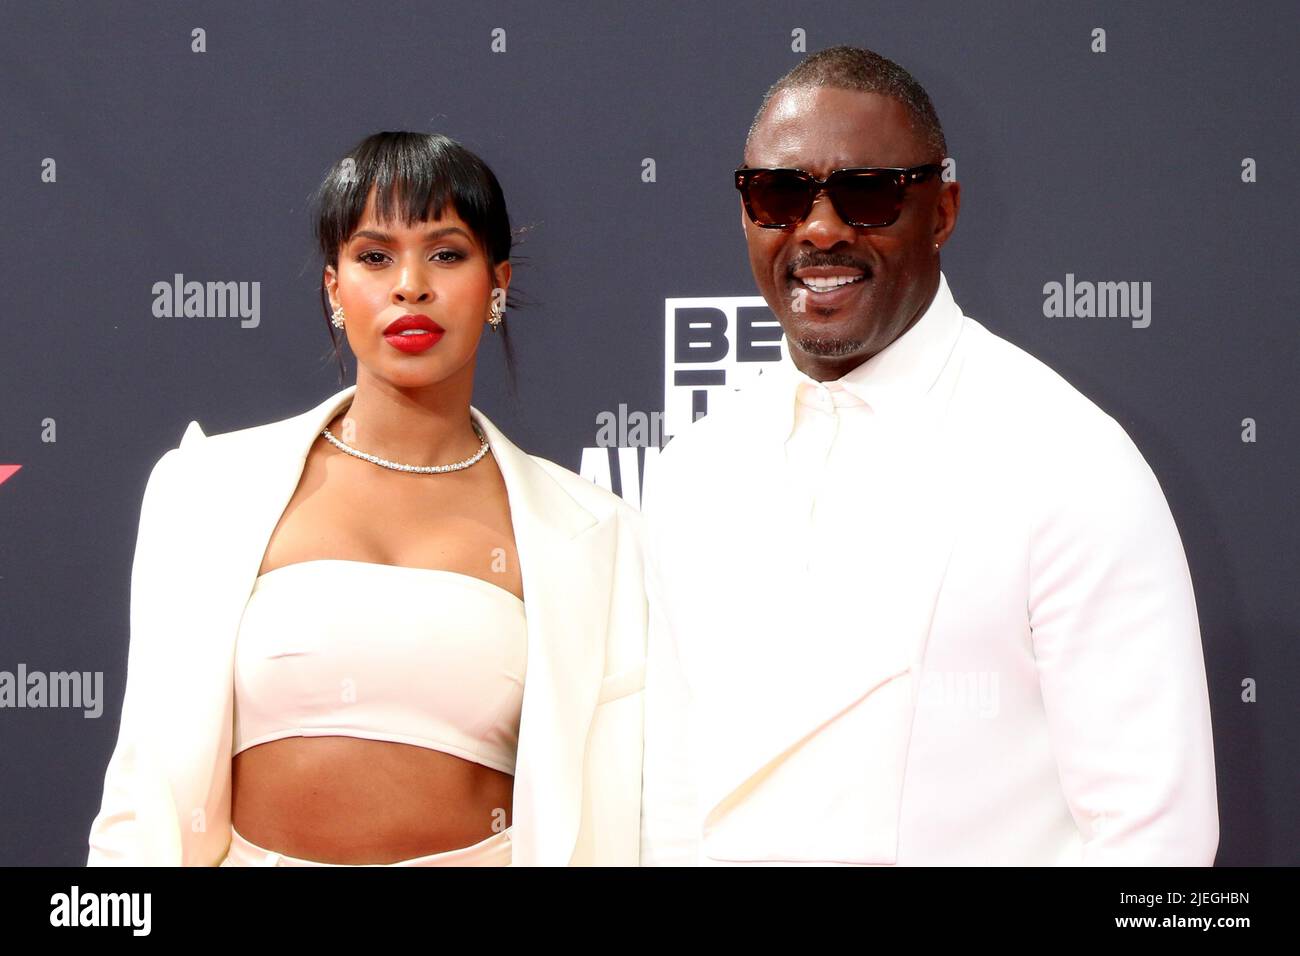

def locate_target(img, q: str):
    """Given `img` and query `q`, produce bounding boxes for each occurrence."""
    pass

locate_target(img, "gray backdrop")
[1,0,1294,865]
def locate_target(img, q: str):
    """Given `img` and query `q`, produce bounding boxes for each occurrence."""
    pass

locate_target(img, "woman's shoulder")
[472,405,639,527]
[526,453,639,524]
[162,388,353,463]
[144,421,285,493]
[137,413,294,506]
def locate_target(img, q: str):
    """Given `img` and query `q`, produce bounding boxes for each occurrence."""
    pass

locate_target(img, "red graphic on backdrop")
[0,465,22,487]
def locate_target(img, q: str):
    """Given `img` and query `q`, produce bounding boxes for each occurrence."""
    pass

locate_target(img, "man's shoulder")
[959,318,1127,441]
[957,318,1155,488]
[659,400,752,460]
[642,387,779,524]
[652,385,775,474]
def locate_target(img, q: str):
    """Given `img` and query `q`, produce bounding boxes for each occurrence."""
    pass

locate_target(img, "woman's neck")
[327,367,482,468]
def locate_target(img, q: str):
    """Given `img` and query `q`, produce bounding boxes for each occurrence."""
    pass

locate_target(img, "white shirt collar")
[754,270,965,440]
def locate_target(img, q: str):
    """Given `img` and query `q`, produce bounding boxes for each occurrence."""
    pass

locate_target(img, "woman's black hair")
[312,131,518,392]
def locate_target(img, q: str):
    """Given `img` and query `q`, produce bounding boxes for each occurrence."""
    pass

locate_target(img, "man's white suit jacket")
[640,273,1219,866]
[87,386,647,866]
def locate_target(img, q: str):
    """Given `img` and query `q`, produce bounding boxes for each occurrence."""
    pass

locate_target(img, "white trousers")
[219,825,513,867]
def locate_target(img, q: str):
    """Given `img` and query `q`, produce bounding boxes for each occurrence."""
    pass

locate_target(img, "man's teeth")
[799,275,864,292]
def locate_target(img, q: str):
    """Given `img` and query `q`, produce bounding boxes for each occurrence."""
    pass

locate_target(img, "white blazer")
[640,274,1219,866]
[87,386,647,866]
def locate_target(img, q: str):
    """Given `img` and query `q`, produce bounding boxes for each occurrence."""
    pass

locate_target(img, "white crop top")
[232,559,527,776]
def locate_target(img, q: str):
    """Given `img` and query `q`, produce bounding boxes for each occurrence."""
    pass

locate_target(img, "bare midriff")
[231,737,514,863]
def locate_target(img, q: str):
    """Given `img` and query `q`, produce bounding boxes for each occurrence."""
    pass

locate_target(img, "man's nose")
[796,191,856,248]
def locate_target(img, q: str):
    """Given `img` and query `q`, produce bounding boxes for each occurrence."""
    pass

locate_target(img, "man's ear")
[934,181,961,247]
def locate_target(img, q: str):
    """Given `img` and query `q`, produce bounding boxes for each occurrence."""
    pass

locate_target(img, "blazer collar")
[164,386,607,865]
[185,384,597,540]
[748,270,966,443]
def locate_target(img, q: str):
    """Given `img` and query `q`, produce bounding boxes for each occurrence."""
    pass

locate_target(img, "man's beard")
[790,332,868,357]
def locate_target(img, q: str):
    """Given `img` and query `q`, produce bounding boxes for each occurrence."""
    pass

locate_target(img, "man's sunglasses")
[734,163,944,228]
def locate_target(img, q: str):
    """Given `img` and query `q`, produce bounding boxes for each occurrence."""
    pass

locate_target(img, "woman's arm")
[86,445,186,865]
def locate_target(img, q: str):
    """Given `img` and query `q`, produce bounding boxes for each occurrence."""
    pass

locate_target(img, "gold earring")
[487,297,504,333]
[331,303,346,330]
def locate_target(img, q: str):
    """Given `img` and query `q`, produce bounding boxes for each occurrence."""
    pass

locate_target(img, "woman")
[86,132,647,866]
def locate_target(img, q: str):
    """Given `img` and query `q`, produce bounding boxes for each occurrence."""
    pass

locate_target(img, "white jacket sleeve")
[86,445,184,866]
[1028,416,1219,865]
[638,486,701,866]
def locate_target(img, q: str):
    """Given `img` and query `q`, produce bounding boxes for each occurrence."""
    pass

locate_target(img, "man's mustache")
[786,254,873,277]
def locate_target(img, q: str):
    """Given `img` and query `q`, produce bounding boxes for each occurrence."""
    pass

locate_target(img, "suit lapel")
[468,409,607,866]
[697,350,975,858]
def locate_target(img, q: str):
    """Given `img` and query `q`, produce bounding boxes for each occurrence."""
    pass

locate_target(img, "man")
[639,46,1218,866]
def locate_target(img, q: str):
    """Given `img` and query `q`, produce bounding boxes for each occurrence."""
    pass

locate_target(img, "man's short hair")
[746,45,948,163]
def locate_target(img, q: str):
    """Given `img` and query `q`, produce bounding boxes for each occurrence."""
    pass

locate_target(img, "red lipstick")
[383,314,445,354]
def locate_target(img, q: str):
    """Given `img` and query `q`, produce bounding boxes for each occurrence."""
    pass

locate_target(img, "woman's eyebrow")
[350,226,470,243]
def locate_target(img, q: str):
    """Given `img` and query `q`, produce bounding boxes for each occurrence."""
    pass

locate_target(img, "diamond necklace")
[320,416,490,474]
